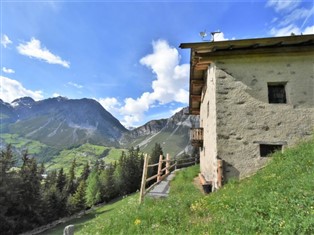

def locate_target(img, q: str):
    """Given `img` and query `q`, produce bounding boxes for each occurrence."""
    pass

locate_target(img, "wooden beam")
[190,95,201,101]
[189,108,200,115]
[191,79,204,85]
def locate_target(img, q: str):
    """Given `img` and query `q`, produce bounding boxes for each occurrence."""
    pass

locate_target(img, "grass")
[41,138,314,234]
[45,143,126,174]
[1,134,125,171]
[0,133,48,154]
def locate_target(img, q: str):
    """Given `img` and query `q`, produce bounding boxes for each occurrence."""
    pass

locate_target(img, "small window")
[260,144,282,157]
[268,83,286,103]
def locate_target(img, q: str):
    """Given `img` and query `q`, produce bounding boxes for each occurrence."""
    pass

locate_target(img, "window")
[268,83,287,103]
[260,144,282,157]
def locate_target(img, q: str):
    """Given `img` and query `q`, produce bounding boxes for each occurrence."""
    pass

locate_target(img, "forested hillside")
[0,145,144,234]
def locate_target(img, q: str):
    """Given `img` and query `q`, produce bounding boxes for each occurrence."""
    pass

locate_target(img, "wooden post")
[217,159,223,188]
[157,155,163,182]
[139,154,149,204]
[166,154,170,175]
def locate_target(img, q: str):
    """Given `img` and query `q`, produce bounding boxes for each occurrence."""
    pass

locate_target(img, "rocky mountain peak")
[11,97,35,107]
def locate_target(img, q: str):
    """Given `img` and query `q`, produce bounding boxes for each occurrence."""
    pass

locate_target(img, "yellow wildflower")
[134,219,141,226]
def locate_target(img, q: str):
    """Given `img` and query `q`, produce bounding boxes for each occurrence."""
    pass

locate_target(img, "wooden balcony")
[190,128,203,147]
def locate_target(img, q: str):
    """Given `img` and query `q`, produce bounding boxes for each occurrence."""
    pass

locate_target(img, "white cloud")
[68,82,83,89]
[97,40,190,127]
[268,2,314,37]
[270,24,301,36]
[17,38,70,68]
[303,25,314,34]
[53,93,61,97]
[97,97,121,114]
[1,34,12,48]
[266,0,301,12]
[119,40,189,127]
[171,107,184,115]
[279,7,314,27]
[2,67,15,74]
[0,76,43,103]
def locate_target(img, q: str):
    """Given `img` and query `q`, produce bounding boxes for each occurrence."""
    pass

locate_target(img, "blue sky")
[1,0,313,128]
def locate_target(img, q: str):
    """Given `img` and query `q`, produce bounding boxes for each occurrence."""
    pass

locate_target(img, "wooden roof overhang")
[180,34,314,115]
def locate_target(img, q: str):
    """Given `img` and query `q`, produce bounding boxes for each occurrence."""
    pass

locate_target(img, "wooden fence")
[139,154,199,204]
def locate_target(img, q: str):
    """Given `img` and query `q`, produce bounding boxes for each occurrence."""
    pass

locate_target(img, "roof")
[180,34,314,115]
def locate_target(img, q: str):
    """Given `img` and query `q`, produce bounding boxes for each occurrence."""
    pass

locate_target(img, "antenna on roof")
[199,30,207,41]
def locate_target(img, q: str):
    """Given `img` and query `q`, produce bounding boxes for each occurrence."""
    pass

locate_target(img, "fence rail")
[139,154,198,204]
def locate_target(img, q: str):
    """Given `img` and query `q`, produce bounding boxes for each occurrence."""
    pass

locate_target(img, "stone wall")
[213,54,314,181]
[200,64,218,187]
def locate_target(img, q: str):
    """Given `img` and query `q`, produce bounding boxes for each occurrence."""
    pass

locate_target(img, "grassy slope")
[1,134,125,172]
[46,143,125,174]
[41,139,314,234]
[132,130,189,158]
[1,133,48,155]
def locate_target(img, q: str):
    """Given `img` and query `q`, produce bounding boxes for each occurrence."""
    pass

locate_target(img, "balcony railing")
[190,128,203,147]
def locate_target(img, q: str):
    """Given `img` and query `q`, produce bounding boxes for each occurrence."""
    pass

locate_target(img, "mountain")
[1,97,127,149]
[1,96,199,161]
[120,107,199,157]
[0,99,18,126]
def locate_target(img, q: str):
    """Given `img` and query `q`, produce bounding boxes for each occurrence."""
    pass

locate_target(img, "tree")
[80,162,90,181]
[17,151,43,230]
[42,185,67,221]
[56,168,67,192]
[68,180,86,213]
[66,158,77,195]
[0,144,19,234]
[85,170,101,207]
[117,147,144,195]
[99,163,117,202]
[44,170,57,190]
[148,143,163,179]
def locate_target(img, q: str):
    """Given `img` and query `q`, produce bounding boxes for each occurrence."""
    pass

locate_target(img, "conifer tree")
[0,144,19,234]
[68,180,86,212]
[56,167,67,192]
[66,158,77,195]
[44,170,57,189]
[18,151,43,228]
[85,169,101,207]
[99,163,117,202]
[148,143,163,178]
[80,161,90,181]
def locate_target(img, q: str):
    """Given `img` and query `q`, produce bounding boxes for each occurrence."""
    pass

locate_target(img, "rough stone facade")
[200,54,314,190]
[181,35,314,191]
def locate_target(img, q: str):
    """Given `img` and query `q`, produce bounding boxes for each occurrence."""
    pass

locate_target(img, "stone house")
[180,34,314,191]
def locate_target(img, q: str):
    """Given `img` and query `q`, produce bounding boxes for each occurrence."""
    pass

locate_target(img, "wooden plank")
[148,162,159,167]
[146,174,158,183]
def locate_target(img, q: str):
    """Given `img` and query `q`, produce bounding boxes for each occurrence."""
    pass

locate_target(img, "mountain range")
[0,96,198,162]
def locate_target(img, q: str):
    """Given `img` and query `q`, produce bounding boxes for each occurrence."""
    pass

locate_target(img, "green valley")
[0,133,126,172]
[45,143,126,173]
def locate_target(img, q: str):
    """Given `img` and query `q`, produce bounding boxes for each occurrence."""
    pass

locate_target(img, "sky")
[1,0,313,128]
